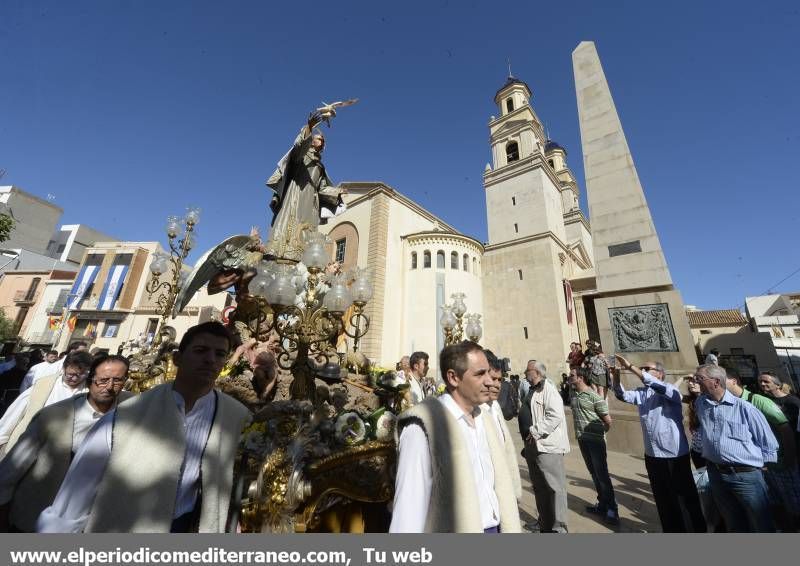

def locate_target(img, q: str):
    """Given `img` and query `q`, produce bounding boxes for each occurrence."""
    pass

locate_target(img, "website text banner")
[0,534,783,566]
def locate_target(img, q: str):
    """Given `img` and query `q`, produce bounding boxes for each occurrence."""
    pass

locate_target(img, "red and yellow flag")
[48,316,62,330]
[67,315,77,332]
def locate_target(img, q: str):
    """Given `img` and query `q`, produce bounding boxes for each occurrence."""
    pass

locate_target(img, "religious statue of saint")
[172,101,356,317]
[264,102,356,261]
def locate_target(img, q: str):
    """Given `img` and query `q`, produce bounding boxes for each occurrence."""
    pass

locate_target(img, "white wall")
[403,234,484,378]
[383,200,442,366]
[0,187,63,255]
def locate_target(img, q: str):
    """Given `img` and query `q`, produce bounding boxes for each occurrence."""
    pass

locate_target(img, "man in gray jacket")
[522,360,570,533]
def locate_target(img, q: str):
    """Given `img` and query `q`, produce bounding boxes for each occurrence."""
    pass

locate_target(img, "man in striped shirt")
[568,368,618,525]
[693,363,779,532]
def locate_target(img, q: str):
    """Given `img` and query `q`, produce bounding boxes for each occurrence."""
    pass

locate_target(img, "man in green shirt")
[568,368,618,525]
[725,370,800,529]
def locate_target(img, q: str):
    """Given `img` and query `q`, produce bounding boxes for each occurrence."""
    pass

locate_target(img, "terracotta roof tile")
[686,309,748,328]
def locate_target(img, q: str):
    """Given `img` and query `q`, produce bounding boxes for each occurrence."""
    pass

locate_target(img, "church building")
[321,76,595,376]
[321,42,698,380]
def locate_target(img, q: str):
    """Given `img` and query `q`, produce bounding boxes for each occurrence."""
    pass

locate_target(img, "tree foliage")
[0,213,14,243]
[0,308,17,341]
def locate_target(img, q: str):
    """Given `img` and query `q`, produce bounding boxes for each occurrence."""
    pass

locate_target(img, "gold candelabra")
[144,208,200,348]
[123,208,200,392]
[440,292,482,346]
[234,233,373,402]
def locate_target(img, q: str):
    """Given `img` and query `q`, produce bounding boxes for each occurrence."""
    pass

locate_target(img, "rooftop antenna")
[507,58,513,78]
[0,169,6,181]
[46,193,56,201]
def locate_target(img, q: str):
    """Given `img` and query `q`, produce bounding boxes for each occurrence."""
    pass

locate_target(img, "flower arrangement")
[334,412,367,446]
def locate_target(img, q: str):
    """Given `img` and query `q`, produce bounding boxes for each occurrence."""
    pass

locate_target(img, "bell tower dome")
[488,76,547,170]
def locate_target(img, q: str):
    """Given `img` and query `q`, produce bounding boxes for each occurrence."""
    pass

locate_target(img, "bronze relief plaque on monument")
[609,303,678,353]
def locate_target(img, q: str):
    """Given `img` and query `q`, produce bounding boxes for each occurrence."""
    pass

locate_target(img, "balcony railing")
[46,302,66,315]
[26,331,55,344]
[13,290,37,303]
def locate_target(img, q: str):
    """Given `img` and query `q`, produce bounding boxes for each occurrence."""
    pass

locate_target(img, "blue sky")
[1,1,798,310]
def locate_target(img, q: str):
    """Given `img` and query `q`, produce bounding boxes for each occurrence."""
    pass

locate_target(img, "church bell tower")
[481,75,581,375]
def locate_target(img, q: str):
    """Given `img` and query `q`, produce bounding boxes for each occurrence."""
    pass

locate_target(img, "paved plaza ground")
[509,423,662,533]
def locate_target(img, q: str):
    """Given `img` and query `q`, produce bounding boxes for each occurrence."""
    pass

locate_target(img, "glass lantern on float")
[465,313,483,343]
[323,273,353,315]
[440,293,482,346]
[340,267,373,352]
[236,229,375,402]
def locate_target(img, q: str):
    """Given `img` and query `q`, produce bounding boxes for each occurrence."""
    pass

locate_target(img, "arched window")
[472,257,477,274]
[411,251,417,269]
[436,251,445,269]
[423,251,431,269]
[506,98,514,113]
[547,159,555,169]
[327,222,360,269]
[334,239,346,263]
[463,254,469,272]
[506,141,519,163]
[450,251,458,269]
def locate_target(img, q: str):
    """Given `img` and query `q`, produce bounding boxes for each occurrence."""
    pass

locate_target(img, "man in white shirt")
[390,341,521,533]
[20,344,86,393]
[37,321,250,533]
[483,350,522,500]
[0,355,130,532]
[407,351,429,406]
[0,351,93,457]
[522,360,570,533]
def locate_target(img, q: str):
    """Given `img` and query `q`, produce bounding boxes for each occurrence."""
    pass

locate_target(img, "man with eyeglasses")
[0,355,130,532]
[612,355,706,532]
[693,363,778,532]
[38,321,250,533]
[0,351,93,459]
[20,342,88,393]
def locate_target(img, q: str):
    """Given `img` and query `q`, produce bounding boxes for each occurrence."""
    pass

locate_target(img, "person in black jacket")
[497,375,520,420]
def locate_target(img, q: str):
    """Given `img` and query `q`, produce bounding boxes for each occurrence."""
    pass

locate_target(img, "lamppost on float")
[244,230,374,401]
[144,207,200,349]
[439,292,482,346]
